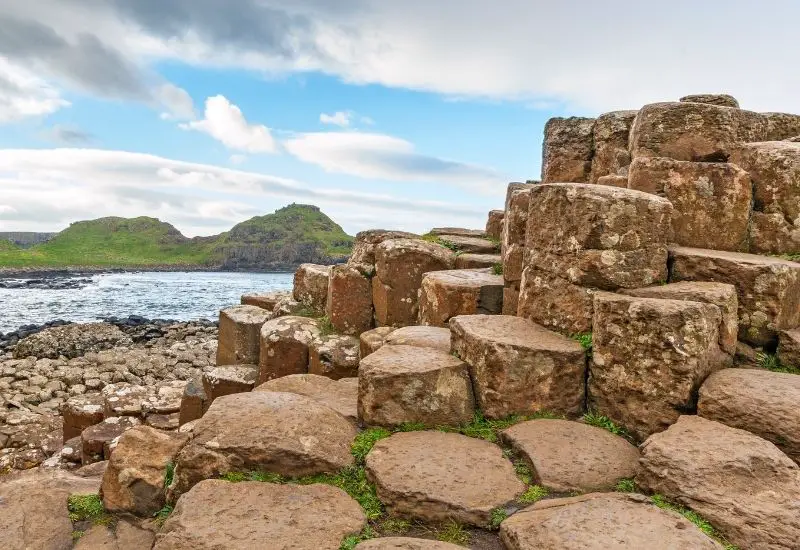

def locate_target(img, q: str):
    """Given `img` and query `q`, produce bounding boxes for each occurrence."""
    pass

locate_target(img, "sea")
[0,271,294,334]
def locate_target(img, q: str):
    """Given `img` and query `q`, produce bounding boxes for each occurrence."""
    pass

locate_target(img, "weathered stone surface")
[763,112,800,141]
[518,266,595,334]
[384,326,451,353]
[486,209,504,240]
[454,253,501,269]
[13,323,131,360]
[437,235,499,254]
[201,365,258,403]
[699,368,800,463]
[502,282,521,316]
[171,392,355,497]
[358,345,474,428]
[680,93,740,108]
[357,538,465,550]
[81,416,141,465]
[778,328,800,367]
[670,246,800,346]
[359,326,396,358]
[101,425,189,516]
[257,316,321,383]
[637,415,800,550]
[591,292,723,440]
[373,239,455,327]
[63,393,105,441]
[628,157,752,251]
[429,227,486,238]
[240,291,288,311]
[271,295,306,317]
[327,264,374,336]
[141,382,186,416]
[101,383,149,417]
[450,315,586,418]
[366,431,524,527]
[293,263,331,313]
[541,117,595,183]
[590,110,637,182]
[74,520,156,550]
[418,269,503,327]
[145,413,179,431]
[501,184,534,284]
[178,378,207,427]
[349,230,419,267]
[500,492,724,550]
[501,419,639,492]
[622,281,739,354]
[596,174,628,187]
[216,305,272,366]
[155,480,365,550]
[309,335,360,379]
[256,374,358,422]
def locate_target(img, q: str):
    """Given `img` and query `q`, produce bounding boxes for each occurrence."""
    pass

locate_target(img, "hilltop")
[0,204,353,271]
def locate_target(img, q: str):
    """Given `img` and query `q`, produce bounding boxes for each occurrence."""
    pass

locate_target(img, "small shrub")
[615,478,636,493]
[492,262,504,275]
[651,494,738,549]
[435,520,470,545]
[571,332,593,355]
[489,508,508,529]
[582,411,628,438]
[351,427,392,463]
[518,484,549,504]
[68,494,112,526]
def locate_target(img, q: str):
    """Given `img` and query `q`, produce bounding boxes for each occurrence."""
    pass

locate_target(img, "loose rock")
[216,306,272,366]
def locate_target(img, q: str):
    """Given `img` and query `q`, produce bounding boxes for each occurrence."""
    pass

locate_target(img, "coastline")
[0,264,300,278]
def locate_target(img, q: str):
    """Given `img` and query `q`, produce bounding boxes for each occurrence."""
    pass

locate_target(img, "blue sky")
[1,0,799,236]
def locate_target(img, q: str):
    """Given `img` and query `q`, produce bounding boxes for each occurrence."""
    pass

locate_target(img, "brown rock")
[142,382,186,416]
[309,335,360,379]
[418,269,504,327]
[486,209,504,240]
[637,415,800,550]
[63,394,105,441]
[384,325,451,353]
[450,315,586,418]
[359,326,396,357]
[590,110,637,182]
[429,227,486,238]
[596,174,628,187]
[257,316,321,383]
[81,416,141,465]
[502,282,521,316]
[680,93,740,108]
[216,305,272,366]
[501,419,639,492]
[454,253,501,269]
[358,345,474,428]
[155,480,365,550]
[541,117,596,183]
[591,292,723,440]
[293,263,331,313]
[500,492,724,550]
[271,295,306,317]
[101,426,189,516]
[436,235,499,254]
[101,383,148,418]
[734,341,762,368]
[327,264,374,336]
[74,520,156,550]
[178,379,207,427]
[357,538,465,550]
[373,239,455,327]
[170,392,355,497]
[501,184,535,284]
[240,291,289,311]
[201,365,258,404]
[669,246,800,346]
[145,413,180,431]
[778,328,800,367]
[699,368,800,463]
[349,230,419,267]
[763,112,800,141]
[366,431,525,527]
[255,374,358,422]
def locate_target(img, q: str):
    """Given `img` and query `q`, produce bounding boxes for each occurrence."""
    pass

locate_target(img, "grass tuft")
[434,520,470,545]
[513,460,533,485]
[443,410,564,443]
[68,494,112,526]
[339,525,377,550]
[297,467,384,520]
[421,233,460,253]
[492,262,504,275]
[518,484,549,504]
[164,462,175,490]
[397,422,428,433]
[758,352,800,375]
[615,478,636,493]
[379,518,412,534]
[153,504,174,527]
[651,494,738,549]
[318,316,336,336]
[351,427,392,463]
[582,411,628,438]
[489,508,508,530]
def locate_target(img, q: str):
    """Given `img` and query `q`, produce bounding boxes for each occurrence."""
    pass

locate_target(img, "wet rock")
[309,335,360,379]
[327,265,374,335]
[541,117,596,183]
[418,269,503,327]
[255,374,358,422]
[216,306,272,366]
[384,326,451,353]
[485,210,504,240]
[257,316,321,383]
[293,263,331,314]
[359,326,397,357]
[590,110,637,182]
[13,323,131,360]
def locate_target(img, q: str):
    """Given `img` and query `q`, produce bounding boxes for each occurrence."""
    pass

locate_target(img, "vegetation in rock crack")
[72,530,84,541]
[441,410,563,443]
[758,352,800,375]
[614,478,636,493]
[378,518,413,535]
[781,253,800,262]
[351,427,392,462]
[153,504,174,527]
[420,233,460,252]
[650,494,738,550]
[487,236,501,247]
[164,461,175,490]
[492,262,504,275]
[317,316,336,337]
[397,421,428,432]
[571,332,593,356]
[489,508,509,529]
[518,484,549,504]
[434,520,471,545]
[68,494,112,526]
[582,411,629,438]
[293,306,324,319]
[339,525,377,550]
[512,459,533,485]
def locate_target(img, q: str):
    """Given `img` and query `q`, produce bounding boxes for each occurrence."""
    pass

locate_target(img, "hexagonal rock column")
[680,93,740,108]
[359,326,396,357]
[591,293,723,441]
[257,316,321,384]
[154,480,365,550]
[418,269,504,327]
[778,328,800,367]
[384,326,451,353]
[596,174,629,187]
[309,335,360,379]
[699,369,800,463]
[366,431,524,527]
[101,426,189,516]
[636,415,800,550]
[454,253,501,269]
[240,290,290,311]
[501,182,537,315]
[62,394,104,441]
[216,305,272,366]
[170,392,356,498]
[429,227,486,238]
[499,493,724,550]
[101,383,149,418]
[348,229,419,267]
[621,281,739,355]
[501,419,639,492]
[178,378,208,426]
[255,374,358,423]
[201,365,258,404]
[541,116,596,183]
[358,345,474,428]
[628,158,752,251]
[372,239,455,327]
[669,247,800,347]
[437,235,499,254]
[518,268,596,334]
[590,110,637,183]
[326,264,374,336]
[81,416,141,464]
[450,315,586,419]
[292,263,331,314]
[486,209,504,240]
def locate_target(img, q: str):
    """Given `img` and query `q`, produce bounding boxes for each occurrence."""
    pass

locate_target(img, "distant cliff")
[0,232,56,248]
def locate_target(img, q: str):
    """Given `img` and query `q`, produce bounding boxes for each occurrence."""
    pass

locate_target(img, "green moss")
[513,460,533,485]
[651,495,738,549]
[378,518,412,535]
[420,233,460,253]
[581,411,629,438]
[435,520,470,545]
[339,525,377,550]
[492,262,504,275]
[68,494,112,526]
[397,422,428,432]
[351,428,392,463]
[318,316,336,337]
[153,504,174,527]
[614,478,636,493]
[758,352,800,374]
[518,485,549,504]
[489,508,508,529]
[571,333,593,358]
[442,410,564,443]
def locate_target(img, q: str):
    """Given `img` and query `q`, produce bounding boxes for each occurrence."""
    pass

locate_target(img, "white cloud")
[156,83,195,120]
[0,58,70,122]
[181,95,277,153]
[320,111,351,127]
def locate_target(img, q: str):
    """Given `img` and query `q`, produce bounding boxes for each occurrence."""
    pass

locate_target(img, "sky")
[1,1,800,237]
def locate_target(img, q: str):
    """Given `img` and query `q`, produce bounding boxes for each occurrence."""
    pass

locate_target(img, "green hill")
[0,204,353,270]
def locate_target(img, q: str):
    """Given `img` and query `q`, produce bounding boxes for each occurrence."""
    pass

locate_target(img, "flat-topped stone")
[450,315,586,418]
[454,253,501,269]
[429,227,486,238]
[517,266,595,334]
[240,291,289,311]
[216,305,272,366]
[358,538,465,549]
[680,93,740,108]
[501,419,639,492]
[258,316,321,383]
[178,378,207,426]
[63,394,105,441]
[418,269,503,327]
[486,210,504,240]
[255,374,358,422]
[349,230,419,267]
[436,235,499,254]
[358,345,474,428]
[366,431,525,527]
[778,328,800,368]
[74,520,155,550]
[596,174,628,187]
[327,265,374,335]
[384,325,451,353]
[201,365,258,404]
[293,263,331,314]
[359,326,396,357]
[81,416,141,465]
[541,116,595,183]
[500,492,724,550]
[102,382,149,417]
[309,335,360,379]
[590,110,637,182]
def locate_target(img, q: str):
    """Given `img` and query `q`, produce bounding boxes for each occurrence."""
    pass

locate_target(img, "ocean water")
[0,271,294,334]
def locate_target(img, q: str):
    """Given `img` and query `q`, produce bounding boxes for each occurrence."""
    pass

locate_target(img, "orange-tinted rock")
[384,326,451,353]
[437,235,499,254]
[359,326,396,358]
[62,394,105,441]
[240,291,289,311]
[292,263,331,314]
[308,335,360,380]
[590,110,637,182]
[178,378,207,427]
[327,264,374,336]
[349,230,420,267]
[502,282,521,316]
[255,374,358,422]
[486,209,504,240]
[454,253,501,269]
[418,269,503,327]
[81,416,141,465]
[201,365,258,404]
[778,328,800,368]
[257,316,321,383]
[541,117,595,183]
[596,174,628,187]
[216,305,272,366]
[680,93,740,108]
[517,266,595,335]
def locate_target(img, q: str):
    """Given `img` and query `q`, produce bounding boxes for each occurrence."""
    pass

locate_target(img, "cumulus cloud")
[181,95,277,153]
[0,58,70,122]
[320,111,352,127]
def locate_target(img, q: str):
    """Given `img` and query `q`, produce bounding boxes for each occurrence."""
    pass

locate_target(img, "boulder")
[155,480,365,550]
[418,269,504,327]
[501,419,639,492]
[596,174,628,187]
[178,379,207,427]
[357,538,465,549]
[454,253,501,269]
[74,520,156,550]
[450,315,586,418]
[778,328,800,367]
[485,209,504,240]
[327,264,374,335]
[308,335,360,379]
[500,492,724,550]
[292,263,331,313]
[699,368,800,463]
[384,325,451,353]
[591,292,723,440]
[101,426,189,516]
[366,431,525,527]
[637,415,800,550]
[590,110,637,182]
[81,416,141,465]
[517,267,595,334]
[201,365,258,404]
[349,230,419,267]
[373,239,455,327]
[669,246,800,346]
[359,326,396,357]
[257,316,321,383]
[13,323,131,360]
[62,394,105,441]
[170,392,355,497]
[679,93,740,108]
[216,305,272,366]
[255,374,358,422]
[240,291,289,311]
[436,235,499,254]
[358,345,474,428]
[541,117,596,183]
[146,413,180,431]
[628,158,752,251]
